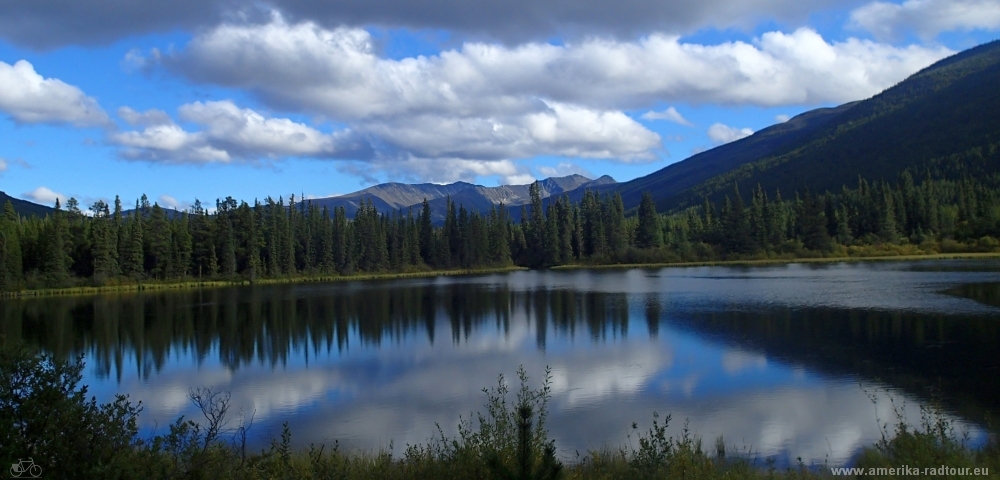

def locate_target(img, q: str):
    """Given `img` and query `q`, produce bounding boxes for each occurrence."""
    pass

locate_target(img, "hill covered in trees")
[648,38,1000,212]
[0,191,51,218]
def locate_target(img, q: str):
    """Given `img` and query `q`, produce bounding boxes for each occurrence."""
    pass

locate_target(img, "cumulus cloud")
[707,123,754,144]
[0,60,110,127]
[851,0,1000,40]
[23,186,68,206]
[118,106,173,127]
[775,114,791,123]
[0,0,848,49]
[110,100,373,164]
[158,195,180,209]
[132,15,949,181]
[641,107,694,126]
[538,162,594,179]
[340,157,536,186]
[167,18,951,115]
[359,104,660,163]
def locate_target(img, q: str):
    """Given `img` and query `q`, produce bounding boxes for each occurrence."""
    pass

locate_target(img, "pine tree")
[122,201,145,279]
[636,192,663,249]
[604,193,627,258]
[172,212,192,278]
[797,190,832,251]
[0,201,23,290]
[557,197,573,263]
[43,199,72,287]
[88,200,117,283]
[418,198,433,266]
[147,204,172,278]
[722,185,753,255]
[527,182,547,267]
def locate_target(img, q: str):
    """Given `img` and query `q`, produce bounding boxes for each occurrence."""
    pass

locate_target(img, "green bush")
[0,344,144,479]
[3,346,998,479]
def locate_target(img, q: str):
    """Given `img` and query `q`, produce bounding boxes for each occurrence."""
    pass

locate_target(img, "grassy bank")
[0,265,528,299]
[2,347,997,479]
[552,251,1000,272]
[8,250,1000,299]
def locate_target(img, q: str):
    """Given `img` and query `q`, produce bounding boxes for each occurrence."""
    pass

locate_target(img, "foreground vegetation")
[2,345,997,479]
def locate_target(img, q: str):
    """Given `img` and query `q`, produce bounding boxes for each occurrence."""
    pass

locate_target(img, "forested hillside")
[0,191,52,218]
[662,39,1000,211]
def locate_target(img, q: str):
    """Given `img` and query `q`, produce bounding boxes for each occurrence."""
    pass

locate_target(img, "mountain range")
[306,174,615,222]
[5,39,999,221]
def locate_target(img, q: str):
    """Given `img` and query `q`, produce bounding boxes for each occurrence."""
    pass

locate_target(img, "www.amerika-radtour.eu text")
[831,466,989,476]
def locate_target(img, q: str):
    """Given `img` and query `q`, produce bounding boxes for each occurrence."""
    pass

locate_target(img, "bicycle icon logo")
[9,458,41,478]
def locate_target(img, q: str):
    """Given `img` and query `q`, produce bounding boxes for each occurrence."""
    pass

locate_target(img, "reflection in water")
[1,284,632,378]
[946,282,1000,308]
[2,261,1000,466]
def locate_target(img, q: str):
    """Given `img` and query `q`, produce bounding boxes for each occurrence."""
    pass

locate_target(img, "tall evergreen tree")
[122,201,145,280]
[636,192,663,249]
[0,201,23,290]
[604,192,627,258]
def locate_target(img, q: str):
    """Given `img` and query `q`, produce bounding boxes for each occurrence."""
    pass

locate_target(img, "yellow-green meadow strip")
[6,251,1000,299]
[0,265,527,299]
[551,251,1000,271]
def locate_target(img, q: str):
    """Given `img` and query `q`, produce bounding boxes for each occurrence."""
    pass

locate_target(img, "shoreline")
[551,251,1000,271]
[0,265,528,299]
[5,252,1000,299]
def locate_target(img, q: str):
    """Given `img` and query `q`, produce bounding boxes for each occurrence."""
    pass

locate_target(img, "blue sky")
[0,0,998,211]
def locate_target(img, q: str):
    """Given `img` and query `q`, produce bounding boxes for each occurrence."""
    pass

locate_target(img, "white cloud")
[23,186,68,206]
[110,123,231,163]
[775,114,791,123]
[0,158,6,174]
[110,100,371,164]
[158,194,180,209]
[359,103,660,164]
[641,107,694,126]
[707,123,754,144]
[851,0,1000,40]
[168,18,951,114]
[341,157,537,186]
[138,16,952,182]
[0,60,110,127]
[177,101,369,158]
[118,106,173,127]
[538,162,594,179]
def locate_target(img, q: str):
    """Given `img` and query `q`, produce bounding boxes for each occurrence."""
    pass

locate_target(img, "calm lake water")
[4,259,1000,466]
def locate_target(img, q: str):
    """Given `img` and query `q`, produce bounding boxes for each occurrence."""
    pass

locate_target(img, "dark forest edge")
[2,167,1000,295]
[0,266,527,299]
[2,346,997,479]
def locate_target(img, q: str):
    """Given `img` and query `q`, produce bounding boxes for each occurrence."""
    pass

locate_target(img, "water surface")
[4,259,1000,465]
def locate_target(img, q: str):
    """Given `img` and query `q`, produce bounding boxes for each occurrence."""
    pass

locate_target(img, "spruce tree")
[636,192,663,249]
[604,193,627,258]
[122,201,145,279]
[43,199,72,287]
[0,201,23,290]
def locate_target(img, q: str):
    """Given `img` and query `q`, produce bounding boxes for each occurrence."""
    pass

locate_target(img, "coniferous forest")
[1,166,1000,293]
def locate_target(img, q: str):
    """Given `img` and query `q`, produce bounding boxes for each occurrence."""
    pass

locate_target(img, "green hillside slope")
[663,39,1000,211]
[0,191,52,218]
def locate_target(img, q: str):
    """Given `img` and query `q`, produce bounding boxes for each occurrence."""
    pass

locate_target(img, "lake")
[3,259,1000,466]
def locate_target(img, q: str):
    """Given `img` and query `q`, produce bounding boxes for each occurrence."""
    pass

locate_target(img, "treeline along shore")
[2,166,999,295]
